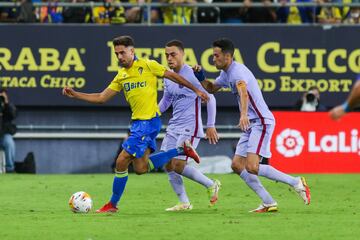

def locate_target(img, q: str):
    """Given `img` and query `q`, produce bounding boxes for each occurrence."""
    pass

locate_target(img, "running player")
[160,40,221,211]
[193,38,311,212]
[329,74,360,120]
[62,36,209,213]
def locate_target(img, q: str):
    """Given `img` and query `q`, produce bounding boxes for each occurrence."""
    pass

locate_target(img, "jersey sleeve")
[233,65,251,85]
[107,73,122,92]
[206,94,216,128]
[147,59,167,77]
[214,71,228,88]
[184,66,203,89]
[158,81,172,113]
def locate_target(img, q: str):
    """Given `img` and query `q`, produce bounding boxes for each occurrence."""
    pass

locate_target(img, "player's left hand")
[237,114,250,131]
[192,65,202,72]
[192,65,206,82]
[197,90,209,103]
[205,127,219,144]
[329,105,346,121]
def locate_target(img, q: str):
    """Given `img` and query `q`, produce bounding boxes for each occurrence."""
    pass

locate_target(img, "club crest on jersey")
[123,81,147,92]
[138,67,143,75]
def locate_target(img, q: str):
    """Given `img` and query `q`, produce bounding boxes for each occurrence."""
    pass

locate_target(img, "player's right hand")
[237,114,250,131]
[205,127,219,145]
[62,86,77,98]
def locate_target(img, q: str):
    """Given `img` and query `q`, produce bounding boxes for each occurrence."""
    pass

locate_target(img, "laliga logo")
[276,128,360,157]
[276,128,305,158]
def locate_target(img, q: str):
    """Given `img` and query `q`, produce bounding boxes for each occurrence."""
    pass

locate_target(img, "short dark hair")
[165,40,184,51]
[113,36,135,47]
[212,38,235,56]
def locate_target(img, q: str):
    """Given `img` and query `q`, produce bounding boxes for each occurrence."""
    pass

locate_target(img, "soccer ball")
[69,191,93,213]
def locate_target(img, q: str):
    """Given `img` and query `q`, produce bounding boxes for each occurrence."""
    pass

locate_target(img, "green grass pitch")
[0,173,359,240]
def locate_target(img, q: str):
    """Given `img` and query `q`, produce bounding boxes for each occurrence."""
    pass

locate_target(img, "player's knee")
[245,164,259,175]
[174,161,185,174]
[115,159,127,172]
[165,161,174,172]
[134,167,147,175]
[231,162,238,172]
[231,162,244,174]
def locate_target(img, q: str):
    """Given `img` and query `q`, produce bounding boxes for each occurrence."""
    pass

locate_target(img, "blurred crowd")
[0,0,359,24]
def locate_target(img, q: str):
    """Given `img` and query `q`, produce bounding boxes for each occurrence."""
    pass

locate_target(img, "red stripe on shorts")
[248,92,266,155]
[186,98,199,161]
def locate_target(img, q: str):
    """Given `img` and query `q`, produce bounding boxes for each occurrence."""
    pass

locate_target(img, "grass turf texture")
[0,173,359,240]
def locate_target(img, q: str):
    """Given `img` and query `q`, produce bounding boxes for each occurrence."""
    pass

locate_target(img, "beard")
[119,61,129,68]
[215,63,223,70]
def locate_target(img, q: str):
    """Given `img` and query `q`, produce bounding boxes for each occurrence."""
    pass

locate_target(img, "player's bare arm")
[330,80,360,120]
[348,80,360,108]
[62,87,117,104]
[192,65,222,94]
[200,80,222,94]
[236,80,250,131]
[164,70,209,102]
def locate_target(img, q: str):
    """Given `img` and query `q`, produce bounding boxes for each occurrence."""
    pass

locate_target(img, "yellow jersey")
[108,57,166,120]
[317,7,342,22]
[162,1,193,24]
[287,0,302,24]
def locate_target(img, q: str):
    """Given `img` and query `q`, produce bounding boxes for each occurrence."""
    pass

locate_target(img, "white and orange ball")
[69,191,93,213]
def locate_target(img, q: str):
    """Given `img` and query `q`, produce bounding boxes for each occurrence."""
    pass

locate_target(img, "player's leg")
[173,137,213,188]
[174,158,214,189]
[147,142,201,169]
[246,124,311,205]
[122,116,181,172]
[233,132,277,212]
[161,132,192,211]
[254,155,310,205]
[232,154,277,212]
[97,118,157,213]
[164,160,192,211]
[125,116,200,172]
[246,152,297,185]
[173,157,221,207]
[247,153,310,205]
[131,145,193,213]
[173,135,221,206]
[96,149,134,213]
[132,148,152,174]
[145,117,201,170]
[100,133,182,212]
